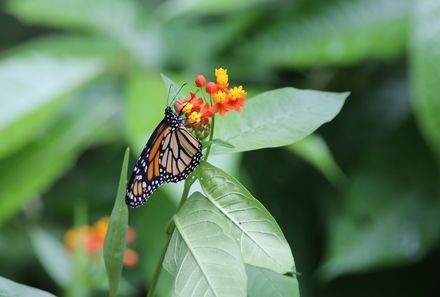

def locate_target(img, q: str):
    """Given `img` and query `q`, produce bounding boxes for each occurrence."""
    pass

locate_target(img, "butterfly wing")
[126,123,202,208]
[159,126,202,182]
[126,120,170,207]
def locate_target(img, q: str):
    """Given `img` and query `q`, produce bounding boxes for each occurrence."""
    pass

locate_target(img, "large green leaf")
[410,0,440,158]
[0,276,56,297]
[287,134,346,187]
[197,161,294,274]
[246,265,299,297]
[104,148,130,297]
[0,93,118,225]
[0,53,106,159]
[212,87,348,154]
[5,0,159,67]
[30,228,72,288]
[163,192,247,297]
[238,0,410,68]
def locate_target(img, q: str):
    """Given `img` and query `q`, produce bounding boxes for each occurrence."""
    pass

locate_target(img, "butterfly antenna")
[166,84,173,106]
[170,83,188,105]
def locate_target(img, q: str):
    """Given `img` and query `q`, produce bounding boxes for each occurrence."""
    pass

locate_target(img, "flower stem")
[203,116,215,162]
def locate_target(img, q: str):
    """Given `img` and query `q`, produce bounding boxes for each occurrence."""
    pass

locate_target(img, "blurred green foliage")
[0,0,440,296]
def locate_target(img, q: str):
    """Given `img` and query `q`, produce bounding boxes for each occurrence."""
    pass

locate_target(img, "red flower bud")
[195,74,206,87]
[206,82,218,94]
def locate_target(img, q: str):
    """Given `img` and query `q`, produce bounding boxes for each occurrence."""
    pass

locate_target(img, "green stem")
[203,116,215,162]
[177,177,195,211]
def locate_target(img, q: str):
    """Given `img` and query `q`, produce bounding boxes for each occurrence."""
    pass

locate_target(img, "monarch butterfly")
[126,106,202,208]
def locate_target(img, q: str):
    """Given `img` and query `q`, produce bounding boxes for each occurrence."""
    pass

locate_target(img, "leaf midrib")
[202,175,286,269]
[173,214,221,297]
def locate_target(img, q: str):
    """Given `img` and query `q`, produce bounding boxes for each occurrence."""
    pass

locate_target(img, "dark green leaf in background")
[0,92,118,225]
[212,87,348,154]
[104,148,130,297]
[197,161,294,274]
[410,0,440,159]
[163,192,247,297]
[319,138,440,280]
[238,0,410,68]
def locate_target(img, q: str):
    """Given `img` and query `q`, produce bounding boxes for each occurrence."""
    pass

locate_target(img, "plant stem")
[203,116,215,161]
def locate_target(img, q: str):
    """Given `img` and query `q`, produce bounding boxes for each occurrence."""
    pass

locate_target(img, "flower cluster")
[64,217,138,268]
[175,68,247,138]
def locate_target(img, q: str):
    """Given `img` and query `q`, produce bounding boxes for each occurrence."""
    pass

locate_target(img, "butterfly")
[125,106,202,208]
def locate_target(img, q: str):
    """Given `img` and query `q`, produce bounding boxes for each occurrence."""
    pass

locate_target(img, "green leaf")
[104,148,130,297]
[197,161,294,274]
[238,0,410,68]
[287,134,346,187]
[0,92,118,225]
[0,276,56,297]
[30,228,72,288]
[212,87,348,154]
[163,192,247,297]
[0,53,106,160]
[410,0,440,158]
[246,265,299,297]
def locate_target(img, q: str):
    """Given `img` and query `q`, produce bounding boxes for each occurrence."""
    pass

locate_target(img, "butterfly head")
[165,106,183,128]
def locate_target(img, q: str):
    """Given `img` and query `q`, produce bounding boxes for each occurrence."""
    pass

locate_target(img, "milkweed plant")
[103,68,349,297]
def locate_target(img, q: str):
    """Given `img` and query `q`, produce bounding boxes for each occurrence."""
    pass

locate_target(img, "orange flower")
[212,90,233,116]
[64,216,138,268]
[179,92,203,114]
[188,111,202,124]
[200,102,214,125]
[227,85,247,112]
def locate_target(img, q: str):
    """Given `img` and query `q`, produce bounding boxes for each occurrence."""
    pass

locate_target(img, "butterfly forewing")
[125,107,202,208]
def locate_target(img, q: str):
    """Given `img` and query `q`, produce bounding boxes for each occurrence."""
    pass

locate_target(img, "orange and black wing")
[126,120,169,207]
[126,123,202,208]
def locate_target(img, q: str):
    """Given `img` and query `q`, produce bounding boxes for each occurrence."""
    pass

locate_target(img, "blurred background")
[1,0,440,296]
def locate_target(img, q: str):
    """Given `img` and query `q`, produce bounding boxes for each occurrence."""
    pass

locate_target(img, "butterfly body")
[126,107,202,208]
